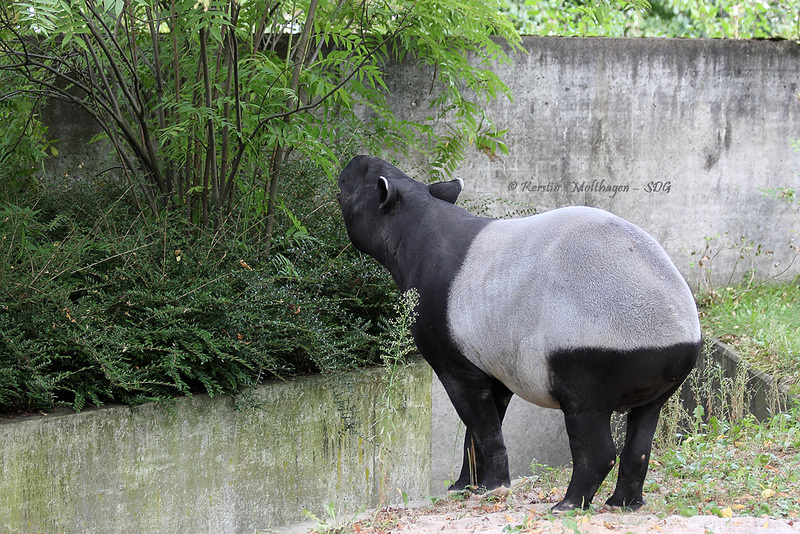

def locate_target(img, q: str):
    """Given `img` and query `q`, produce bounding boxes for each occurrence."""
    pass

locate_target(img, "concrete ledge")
[691,339,797,420]
[0,363,431,533]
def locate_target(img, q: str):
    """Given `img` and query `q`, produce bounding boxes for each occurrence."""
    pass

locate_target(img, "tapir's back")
[446,206,701,407]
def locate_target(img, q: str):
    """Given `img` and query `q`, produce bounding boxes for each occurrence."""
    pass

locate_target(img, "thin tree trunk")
[262,0,319,258]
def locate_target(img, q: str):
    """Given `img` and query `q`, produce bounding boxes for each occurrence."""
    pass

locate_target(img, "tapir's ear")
[428,178,463,205]
[377,176,398,210]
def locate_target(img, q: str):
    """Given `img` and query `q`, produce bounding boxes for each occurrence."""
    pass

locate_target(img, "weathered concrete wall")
[39,81,114,179]
[0,363,431,534]
[381,37,800,289]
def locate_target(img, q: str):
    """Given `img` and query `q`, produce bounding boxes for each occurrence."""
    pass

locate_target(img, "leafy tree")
[501,0,651,36]
[0,23,54,200]
[642,0,800,38]
[0,0,519,251]
[502,0,800,39]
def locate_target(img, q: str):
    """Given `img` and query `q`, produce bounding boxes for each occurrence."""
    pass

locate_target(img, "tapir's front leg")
[451,381,514,491]
[438,372,512,493]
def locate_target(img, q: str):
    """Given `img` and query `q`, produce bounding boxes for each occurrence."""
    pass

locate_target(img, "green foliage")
[650,407,800,519]
[0,162,397,414]
[0,0,520,411]
[502,0,800,39]
[0,0,518,248]
[0,81,52,199]
[501,0,651,37]
[641,0,800,38]
[374,288,419,446]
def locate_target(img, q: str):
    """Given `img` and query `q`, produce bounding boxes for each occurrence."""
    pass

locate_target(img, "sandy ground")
[282,477,800,534]
[364,500,800,534]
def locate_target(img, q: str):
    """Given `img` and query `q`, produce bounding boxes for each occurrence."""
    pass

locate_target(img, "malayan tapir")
[337,155,701,513]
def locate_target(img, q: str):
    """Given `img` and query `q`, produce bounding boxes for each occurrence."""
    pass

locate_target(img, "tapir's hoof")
[486,485,511,498]
[550,500,588,515]
[603,497,645,512]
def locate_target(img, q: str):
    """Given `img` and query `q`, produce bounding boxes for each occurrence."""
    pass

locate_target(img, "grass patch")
[647,410,800,519]
[520,408,800,520]
[698,279,800,394]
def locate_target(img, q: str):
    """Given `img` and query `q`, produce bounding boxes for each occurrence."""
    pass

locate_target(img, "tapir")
[337,155,701,512]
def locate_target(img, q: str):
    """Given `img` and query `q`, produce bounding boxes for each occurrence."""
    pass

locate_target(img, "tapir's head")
[337,155,463,261]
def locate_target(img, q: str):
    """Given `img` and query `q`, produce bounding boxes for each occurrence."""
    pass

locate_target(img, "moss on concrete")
[0,361,431,533]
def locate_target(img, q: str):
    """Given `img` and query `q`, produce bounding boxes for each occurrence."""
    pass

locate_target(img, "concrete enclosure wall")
[381,37,800,288]
[0,364,431,534]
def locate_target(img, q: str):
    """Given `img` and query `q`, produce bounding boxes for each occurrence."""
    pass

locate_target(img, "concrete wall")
[691,340,796,421]
[380,37,800,289]
[0,364,431,534]
[39,81,114,179]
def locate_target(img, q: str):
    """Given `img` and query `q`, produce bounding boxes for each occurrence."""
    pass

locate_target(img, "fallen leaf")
[762,488,775,499]
[524,511,539,529]
[720,507,733,518]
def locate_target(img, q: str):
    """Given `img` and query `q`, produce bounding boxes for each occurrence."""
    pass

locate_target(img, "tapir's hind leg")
[448,380,513,492]
[605,388,675,510]
[554,410,617,513]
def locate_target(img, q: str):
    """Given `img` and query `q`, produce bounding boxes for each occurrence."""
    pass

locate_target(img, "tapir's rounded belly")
[446,208,701,409]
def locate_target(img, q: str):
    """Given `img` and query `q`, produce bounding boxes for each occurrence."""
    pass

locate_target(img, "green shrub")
[0,163,396,414]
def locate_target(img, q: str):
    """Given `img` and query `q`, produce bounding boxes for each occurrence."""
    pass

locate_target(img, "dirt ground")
[308,478,800,534]
[365,500,800,534]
